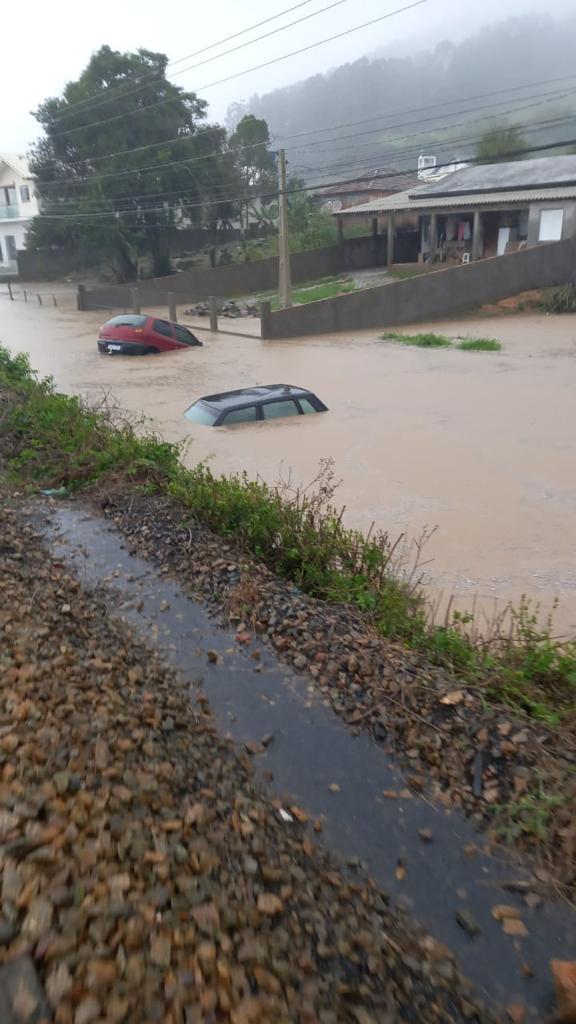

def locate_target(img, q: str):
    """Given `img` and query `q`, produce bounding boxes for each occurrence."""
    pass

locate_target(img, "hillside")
[228,15,576,180]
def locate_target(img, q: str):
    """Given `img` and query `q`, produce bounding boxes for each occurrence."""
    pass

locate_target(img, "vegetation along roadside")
[0,345,575,892]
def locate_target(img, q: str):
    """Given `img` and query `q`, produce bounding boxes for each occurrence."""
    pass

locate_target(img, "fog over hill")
[227,15,576,181]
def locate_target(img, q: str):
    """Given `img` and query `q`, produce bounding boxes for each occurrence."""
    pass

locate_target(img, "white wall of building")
[0,155,39,271]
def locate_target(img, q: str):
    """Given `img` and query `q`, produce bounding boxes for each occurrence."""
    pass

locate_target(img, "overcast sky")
[4,0,575,152]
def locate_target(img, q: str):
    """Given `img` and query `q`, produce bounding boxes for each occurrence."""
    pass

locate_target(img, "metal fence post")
[37,294,43,306]
[52,294,57,307]
[23,290,28,303]
[7,282,13,300]
[209,296,218,333]
[168,292,177,323]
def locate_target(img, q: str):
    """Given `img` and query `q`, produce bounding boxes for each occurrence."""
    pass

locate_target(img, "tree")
[228,115,277,244]
[29,46,239,280]
[475,124,528,163]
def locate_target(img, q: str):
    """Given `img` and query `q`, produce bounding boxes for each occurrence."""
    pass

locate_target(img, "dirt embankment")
[0,500,494,1023]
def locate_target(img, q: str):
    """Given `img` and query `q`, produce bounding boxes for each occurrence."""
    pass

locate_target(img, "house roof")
[314,170,418,197]
[413,155,576,198]
[0,153,34,179]
[338,183,576,216]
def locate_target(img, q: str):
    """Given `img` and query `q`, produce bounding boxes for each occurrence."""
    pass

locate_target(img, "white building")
[0,154,39,274]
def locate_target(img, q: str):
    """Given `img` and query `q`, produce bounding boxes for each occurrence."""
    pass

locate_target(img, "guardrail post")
[209,296,218,333]
[7,282,13,300]
[168,292,177,323]
[259,300,271,340]
[131,288,140,314]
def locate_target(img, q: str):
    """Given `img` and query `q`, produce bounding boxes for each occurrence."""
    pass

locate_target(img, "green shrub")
[457,338,501,351]
[382,332,452,347]
[542,283,576,314]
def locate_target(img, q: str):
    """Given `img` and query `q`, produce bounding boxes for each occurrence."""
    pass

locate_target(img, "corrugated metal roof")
[338,185,576,216]
[413,155,576,197]
[314,170,418,197]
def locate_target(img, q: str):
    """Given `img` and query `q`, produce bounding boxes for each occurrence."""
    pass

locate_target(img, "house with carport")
[335,155,576,267]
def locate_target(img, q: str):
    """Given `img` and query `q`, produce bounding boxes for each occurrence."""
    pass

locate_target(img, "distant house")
[312,168,419,215]
[335,155,576,265]
[0,154,39,274]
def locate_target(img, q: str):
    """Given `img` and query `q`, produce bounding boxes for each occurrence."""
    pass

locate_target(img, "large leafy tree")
[28,47,238,280]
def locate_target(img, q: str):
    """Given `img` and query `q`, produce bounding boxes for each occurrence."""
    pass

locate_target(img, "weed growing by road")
[542,283,576,314]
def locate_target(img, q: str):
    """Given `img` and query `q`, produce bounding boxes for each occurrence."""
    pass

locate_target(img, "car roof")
[197,385,314,411]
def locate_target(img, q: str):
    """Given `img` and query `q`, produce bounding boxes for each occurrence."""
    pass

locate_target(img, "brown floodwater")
[2,287,576,635]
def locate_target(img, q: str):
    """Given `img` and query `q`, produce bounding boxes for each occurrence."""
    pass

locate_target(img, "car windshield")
[106,315,147,327]
[184,402,217,425]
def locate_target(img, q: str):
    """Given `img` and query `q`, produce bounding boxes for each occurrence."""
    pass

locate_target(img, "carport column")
[429,213,438,255]
[168,292,177,323]
[472,210,483,260]
[387,213,395,266]
[131,288,140,314]
[337,217,344,244]
[209,296,218,333]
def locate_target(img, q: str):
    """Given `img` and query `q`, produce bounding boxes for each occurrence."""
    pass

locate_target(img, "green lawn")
[260,276,356,310]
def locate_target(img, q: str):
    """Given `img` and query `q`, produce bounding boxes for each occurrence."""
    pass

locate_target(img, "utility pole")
[277,149,292,309]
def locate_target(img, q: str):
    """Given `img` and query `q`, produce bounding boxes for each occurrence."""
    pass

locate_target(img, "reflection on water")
[2,291,576,634]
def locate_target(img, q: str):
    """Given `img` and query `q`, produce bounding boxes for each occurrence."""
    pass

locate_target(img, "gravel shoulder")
[0,497,494,1023]
[98,492,576,896]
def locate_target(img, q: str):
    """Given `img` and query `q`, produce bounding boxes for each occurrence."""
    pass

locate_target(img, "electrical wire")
[37,71,576,173]
[50,0,355,129]
[35,86,576,203]
[32,134,576,224]
[50,0,429,137]
[45,0,323,124]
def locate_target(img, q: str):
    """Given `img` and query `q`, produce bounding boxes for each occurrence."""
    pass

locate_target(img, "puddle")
[40,503,576,1020]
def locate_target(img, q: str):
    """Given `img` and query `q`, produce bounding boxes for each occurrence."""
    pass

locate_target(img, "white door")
[538,209,564,241]
[497,227,511,256]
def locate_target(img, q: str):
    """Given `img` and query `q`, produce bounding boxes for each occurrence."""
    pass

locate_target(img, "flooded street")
[2,287,576,633]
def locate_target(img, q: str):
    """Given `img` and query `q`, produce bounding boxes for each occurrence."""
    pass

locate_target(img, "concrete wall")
[16,247,102,281]
[262,236,576,339]
[78,234,419,311]
[526,200,576,246]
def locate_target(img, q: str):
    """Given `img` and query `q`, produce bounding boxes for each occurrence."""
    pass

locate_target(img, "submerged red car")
[97,314,202,355]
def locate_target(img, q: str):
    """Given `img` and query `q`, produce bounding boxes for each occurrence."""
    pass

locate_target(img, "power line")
[32,134,576,224]
[38,71,576,173]
[50,0,429,138]
[50,0,354,131]
[35,85,576,203]
[46,0,323,124]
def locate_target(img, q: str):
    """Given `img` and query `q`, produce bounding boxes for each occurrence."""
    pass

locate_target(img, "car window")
[222,406,257,425]
[153,319,173,338]
[184,403,217,425]
[298,398,319,415]
[174,325,197,345]
[108,315,147,327]
[262,400,300,420]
